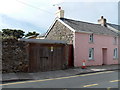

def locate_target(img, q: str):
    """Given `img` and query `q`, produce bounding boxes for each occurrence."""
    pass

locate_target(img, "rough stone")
[2,38,29,73]
[46,21,74,44]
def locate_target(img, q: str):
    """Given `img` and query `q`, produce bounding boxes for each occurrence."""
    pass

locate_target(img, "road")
[1,70,119,89]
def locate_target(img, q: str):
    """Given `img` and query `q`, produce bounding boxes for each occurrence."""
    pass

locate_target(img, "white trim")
[89,48,94,60]
[75,30,93,34]
[113,48,118,59]
[58,19,93,34]
[57,19,76,32]
[89,34,94,42]
[44,18,58,37]
[45,18,117,38]
[45,18,76,37]
[45,18,94,37]
[107,25,119,33]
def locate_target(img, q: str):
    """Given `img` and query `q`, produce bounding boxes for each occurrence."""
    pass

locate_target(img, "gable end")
[45,20,74,44]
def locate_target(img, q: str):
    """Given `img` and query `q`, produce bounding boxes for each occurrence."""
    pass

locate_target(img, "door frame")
[102,48,107,65]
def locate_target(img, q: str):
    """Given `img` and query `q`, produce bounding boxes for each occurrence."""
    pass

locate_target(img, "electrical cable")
[16,0,53,15]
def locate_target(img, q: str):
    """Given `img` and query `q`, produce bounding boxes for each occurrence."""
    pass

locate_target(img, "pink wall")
[73,32,118,67]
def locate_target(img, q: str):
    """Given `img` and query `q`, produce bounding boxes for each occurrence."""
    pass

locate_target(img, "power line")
[16,0,53,15]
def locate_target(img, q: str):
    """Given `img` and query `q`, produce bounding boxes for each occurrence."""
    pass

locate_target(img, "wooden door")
[29,44,65,72]
[102,48,107,65]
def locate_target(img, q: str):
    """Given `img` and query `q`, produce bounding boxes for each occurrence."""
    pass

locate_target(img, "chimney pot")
[58,7,61,10]
[56,7,64,18]
[98,16,107,27]
[101,16,104,19]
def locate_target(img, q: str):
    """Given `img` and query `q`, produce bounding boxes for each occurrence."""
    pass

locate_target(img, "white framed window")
[89,34,94,42]
[89,48,94,60]
[113,48,118,59]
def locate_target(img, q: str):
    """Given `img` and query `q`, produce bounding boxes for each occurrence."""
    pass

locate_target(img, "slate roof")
[20,39,66,44]
[107,23,120,31]
[60,18,118,36]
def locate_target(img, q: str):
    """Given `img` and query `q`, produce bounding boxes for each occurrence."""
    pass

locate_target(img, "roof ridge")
[61,18,120,27]
[60,18,118,36]
[61,18,100,26]
[107,23,120,26]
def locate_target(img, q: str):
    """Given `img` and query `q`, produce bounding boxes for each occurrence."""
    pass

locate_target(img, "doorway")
[102,48,107,65]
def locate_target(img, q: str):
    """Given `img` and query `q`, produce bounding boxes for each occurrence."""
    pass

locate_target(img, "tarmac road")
[1,70,119,89]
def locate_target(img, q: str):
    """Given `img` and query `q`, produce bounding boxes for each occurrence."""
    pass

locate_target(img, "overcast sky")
[0,0,119,34]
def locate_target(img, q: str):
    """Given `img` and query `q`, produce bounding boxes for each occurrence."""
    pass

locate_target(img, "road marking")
[83,84,98,87]
[107,87,111,90]
[1,71,114,86]
[110,80,120,82]
[80,71,114,76]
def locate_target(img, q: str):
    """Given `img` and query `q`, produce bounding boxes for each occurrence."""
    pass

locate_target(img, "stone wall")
[2,38,29,73]
[46,20,74,44]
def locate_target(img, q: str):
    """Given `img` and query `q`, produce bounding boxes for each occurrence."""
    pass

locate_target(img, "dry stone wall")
[2,38,29,73]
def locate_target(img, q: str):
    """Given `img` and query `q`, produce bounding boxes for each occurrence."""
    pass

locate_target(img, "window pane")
[89,50,92,57]
[89,34,93,42]
[89,48,94,60]
[113,48,118,59]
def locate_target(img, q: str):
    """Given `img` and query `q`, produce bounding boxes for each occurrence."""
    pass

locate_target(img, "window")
[89,48,94,60]
[89,34,94,42]
[113,48,118,59]
[113,37,117,44]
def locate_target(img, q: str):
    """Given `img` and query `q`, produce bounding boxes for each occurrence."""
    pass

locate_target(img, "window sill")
[88,59,95,61]
[113,58,118,60]
[89,42,94,44]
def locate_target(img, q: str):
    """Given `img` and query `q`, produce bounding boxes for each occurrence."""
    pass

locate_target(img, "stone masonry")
[2,38,29,73]
[46,20,74,44]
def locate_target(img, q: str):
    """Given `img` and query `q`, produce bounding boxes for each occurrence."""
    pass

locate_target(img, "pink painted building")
[45,7,119,67]
[73,32,118,67]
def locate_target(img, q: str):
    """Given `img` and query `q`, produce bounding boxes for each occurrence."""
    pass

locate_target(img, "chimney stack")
[98,16,107,27]
[55,7,64,18]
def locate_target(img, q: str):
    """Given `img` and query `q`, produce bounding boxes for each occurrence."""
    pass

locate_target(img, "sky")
[0,0,119,34]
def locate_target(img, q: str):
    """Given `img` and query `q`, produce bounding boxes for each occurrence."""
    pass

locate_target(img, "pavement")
[2,70,119,88]
[1,64,119,82]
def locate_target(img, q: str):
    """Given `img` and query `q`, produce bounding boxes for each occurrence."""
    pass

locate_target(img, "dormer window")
[89,34,94,43]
